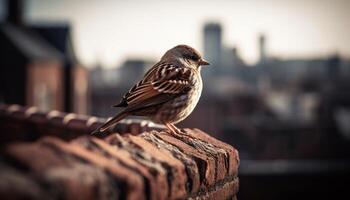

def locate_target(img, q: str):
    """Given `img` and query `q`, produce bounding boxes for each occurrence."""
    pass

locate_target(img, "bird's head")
[161,45,210,69]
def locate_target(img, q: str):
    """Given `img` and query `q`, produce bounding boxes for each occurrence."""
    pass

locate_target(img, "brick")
[184,128,240,177]
[43,161,118,200]
[72,136,164,200]
[5,141,118,200]
[0,163,49,200]
[126,134,187,199]
[5,143,70,171]
[154,132,216,187]
[141,132,201,194]
[105,134,170,199]
[188,177,239,200]
[40,137,145,200]
[166,129,228,182]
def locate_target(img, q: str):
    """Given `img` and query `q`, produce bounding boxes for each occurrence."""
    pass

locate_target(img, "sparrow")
[92,45,209,135]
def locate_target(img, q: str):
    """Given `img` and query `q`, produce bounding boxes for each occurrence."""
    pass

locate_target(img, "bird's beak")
[199,59,210,66]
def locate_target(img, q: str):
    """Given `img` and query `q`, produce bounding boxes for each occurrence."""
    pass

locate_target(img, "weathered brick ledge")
[0,104,239,200]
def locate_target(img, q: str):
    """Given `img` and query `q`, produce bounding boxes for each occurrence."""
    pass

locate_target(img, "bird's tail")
[91,112,129,135]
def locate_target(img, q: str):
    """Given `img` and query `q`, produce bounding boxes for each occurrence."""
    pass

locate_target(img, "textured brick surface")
[0,104,239,199]
[141,132,201,194]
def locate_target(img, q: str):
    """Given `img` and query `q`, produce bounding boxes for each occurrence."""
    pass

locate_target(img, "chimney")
[6,0,23,25]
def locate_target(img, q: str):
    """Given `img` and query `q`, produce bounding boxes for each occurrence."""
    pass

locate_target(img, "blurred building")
[258,34,267,64]
[203,23,222,69]
[0,0,89,114]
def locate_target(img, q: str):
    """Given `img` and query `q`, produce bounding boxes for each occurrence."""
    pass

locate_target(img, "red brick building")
[0,0,89,114]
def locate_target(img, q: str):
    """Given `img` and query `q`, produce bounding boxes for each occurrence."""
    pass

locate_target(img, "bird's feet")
[164,122,183,136]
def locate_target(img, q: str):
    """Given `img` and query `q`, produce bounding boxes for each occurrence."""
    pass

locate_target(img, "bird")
[92,45,210,135]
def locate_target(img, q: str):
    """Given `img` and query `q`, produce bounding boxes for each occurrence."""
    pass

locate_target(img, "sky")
[16,0,350,68]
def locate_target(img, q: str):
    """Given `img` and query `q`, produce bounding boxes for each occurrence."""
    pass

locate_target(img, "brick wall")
[0,104,239,200]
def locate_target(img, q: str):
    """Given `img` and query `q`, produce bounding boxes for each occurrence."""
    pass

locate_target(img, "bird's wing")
[114,63,194,112]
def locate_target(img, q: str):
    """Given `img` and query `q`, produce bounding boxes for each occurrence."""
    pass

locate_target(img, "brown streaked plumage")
[92,45,210,135]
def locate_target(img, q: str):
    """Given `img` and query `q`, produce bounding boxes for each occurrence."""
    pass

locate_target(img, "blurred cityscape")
[90,22,350,160]
[0,0,350,160]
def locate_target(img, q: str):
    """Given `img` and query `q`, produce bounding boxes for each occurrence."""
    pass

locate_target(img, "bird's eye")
[186,54,199,61]
[191,55,199,61]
